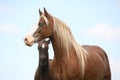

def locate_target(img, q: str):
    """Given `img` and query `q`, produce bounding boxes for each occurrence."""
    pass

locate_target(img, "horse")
[34,38,52,80]
[24,8,111,80]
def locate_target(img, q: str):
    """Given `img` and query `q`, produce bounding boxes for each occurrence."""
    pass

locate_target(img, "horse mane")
[53,16,88,75]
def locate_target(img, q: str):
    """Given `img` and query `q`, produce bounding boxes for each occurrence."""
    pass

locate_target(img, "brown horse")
[35,39,52,80]
[24,8,111,80]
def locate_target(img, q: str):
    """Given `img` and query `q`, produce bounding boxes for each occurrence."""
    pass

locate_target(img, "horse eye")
[38,22,45,27]
[38,23,42,27]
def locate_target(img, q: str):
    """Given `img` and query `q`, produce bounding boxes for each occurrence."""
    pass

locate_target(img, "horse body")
[49,29,111,80]
[24,8,111,80]
[83,45,111,80]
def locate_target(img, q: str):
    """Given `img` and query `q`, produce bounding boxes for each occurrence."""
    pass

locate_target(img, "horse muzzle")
[24,35,35,46]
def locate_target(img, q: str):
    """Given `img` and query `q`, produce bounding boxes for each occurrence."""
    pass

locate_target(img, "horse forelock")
[53,16,88,76]
[41,14,49,26]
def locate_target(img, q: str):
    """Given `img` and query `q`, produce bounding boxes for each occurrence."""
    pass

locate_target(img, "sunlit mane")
[41,14,49,26]
[53,16,88,75]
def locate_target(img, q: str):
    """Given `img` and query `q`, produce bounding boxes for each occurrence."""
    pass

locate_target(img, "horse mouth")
[25,41,34,46]
[24,35,41,46]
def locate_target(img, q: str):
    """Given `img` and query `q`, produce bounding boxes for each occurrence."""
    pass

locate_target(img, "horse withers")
[34,38,52,80]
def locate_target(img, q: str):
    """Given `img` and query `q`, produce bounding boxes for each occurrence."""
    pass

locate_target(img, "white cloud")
[0,24,21,34]
[85,24,120,40]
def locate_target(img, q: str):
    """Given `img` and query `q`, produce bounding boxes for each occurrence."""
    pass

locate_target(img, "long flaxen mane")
[52,16,88,75]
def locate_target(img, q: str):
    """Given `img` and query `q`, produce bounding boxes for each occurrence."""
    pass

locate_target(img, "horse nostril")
[24,37,28,42]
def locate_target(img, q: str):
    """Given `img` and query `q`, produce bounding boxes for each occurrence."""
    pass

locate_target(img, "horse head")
[24,8,53,46]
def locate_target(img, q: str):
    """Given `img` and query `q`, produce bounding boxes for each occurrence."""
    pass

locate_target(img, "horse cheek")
[44,27,53,37]
[40,28,48,38]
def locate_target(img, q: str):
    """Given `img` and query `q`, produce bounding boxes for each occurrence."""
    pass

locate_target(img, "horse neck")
[50,34,69,63]
[38,53,49,77]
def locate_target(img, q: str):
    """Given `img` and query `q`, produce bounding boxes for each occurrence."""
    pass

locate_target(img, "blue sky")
[0,0,120,80]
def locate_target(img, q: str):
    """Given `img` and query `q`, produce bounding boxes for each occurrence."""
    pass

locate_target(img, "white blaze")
[45,38,49,41]
[42,43,45,49]
[26,14,49,37]
[26,20,39,36]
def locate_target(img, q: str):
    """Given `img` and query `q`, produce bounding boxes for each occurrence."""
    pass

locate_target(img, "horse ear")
[44,8,50,18]
[39,9,43,16]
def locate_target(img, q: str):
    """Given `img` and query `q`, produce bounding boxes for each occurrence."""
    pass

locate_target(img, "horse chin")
[25,41,34,47]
